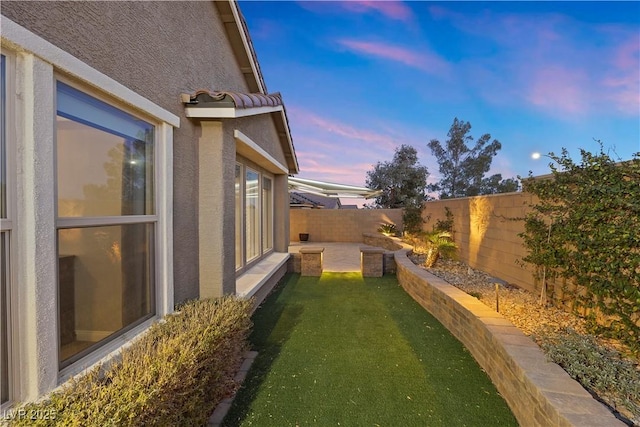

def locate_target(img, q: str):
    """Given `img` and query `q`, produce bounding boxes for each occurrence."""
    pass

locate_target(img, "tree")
[366,145,429,233]
[428,118,517,199]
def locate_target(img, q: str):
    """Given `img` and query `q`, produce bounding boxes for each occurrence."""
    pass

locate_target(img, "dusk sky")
[239,1,640,197]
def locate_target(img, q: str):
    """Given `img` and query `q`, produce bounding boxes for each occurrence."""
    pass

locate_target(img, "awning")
[181,89,299,174]
[288,177,382,199]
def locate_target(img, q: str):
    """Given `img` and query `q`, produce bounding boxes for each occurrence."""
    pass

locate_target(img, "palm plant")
[378,222,397,236]
[424,231,457,268]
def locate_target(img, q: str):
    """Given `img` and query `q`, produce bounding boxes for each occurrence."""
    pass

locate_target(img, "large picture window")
[56,82,156,367]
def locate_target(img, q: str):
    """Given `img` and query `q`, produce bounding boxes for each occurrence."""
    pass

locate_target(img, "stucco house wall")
[1,0,296,405]
[1,1,292,304]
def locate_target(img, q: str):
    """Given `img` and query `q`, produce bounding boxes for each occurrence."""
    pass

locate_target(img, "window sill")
[236,252,289,299]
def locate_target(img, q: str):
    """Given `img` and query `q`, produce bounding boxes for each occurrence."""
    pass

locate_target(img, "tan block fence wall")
[290,193,540,293]
[290,208,403,243]
[422,192,540,294]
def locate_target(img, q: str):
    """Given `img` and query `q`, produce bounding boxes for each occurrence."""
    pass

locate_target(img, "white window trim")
[235,162,277,274]
[234,130,287,174]
[245,166,261,265]
[263,175,274,254]
[1,16,177,402]
[1,50,17,411]
[235,162,244,271]
[54,77,163,370]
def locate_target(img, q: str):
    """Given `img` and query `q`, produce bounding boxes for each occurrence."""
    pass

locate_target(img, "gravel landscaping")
[408,253,640,426]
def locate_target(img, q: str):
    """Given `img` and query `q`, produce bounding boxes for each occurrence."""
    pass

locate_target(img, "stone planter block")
[300,247,324,276]
[360,247,385,277]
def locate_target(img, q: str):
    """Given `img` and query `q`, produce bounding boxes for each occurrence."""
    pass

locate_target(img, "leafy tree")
[366,144,429,233]
[480,176,520,194]
[428,118,517,198]
[520,147,640,354]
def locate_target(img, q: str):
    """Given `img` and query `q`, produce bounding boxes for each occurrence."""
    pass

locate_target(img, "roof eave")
[214,0,266,94]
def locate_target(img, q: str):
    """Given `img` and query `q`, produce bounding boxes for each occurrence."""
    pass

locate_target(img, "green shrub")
[433,206,454,233]
[520,147,640,354]
[537,327,640,424]
[402,205,425,235]
[10,297,253,426]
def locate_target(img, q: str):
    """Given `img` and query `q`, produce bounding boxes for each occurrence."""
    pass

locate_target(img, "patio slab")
[289,242,374,272]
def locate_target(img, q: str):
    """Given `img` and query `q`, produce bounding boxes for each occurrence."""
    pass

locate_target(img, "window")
[1,53,12,406]
[262,177,273,252]
[1,235,10,405]
[235,162,275,272]
[56,82,156,367]
[245,168,260,262]
[235,164,243,270]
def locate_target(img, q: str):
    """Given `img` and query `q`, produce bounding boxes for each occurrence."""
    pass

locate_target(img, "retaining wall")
[394,248,624,427]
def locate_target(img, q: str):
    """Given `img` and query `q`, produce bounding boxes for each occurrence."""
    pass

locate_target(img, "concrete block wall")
[290,209,403,243]
[422,192,540,293]
[394,249,623,427]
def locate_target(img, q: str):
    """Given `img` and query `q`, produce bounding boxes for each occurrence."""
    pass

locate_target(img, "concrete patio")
[288,242,377,272]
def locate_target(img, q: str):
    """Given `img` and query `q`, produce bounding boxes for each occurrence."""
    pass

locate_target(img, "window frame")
[235,160,275,274]
[235,163,244,271]
[54,76,161,370]
[244,166,261,264]
[261,175,274,254]
[0,50,16,410]
[2,14,178,399]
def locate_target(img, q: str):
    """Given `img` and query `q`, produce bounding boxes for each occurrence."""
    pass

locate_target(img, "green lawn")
[223,273,518,427]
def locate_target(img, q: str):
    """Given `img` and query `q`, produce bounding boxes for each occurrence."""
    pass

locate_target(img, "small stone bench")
[299,247,324,277]
[360,247,386,277]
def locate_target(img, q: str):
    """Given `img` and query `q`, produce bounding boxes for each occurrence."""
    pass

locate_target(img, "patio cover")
[288,177,381,199]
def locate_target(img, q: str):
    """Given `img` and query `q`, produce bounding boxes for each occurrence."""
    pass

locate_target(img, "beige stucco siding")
[1,1,290,305]
[0,1,251,107]
[233,114,289,168]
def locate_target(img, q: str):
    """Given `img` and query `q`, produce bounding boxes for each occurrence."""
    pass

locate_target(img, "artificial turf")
[223,273,518,427]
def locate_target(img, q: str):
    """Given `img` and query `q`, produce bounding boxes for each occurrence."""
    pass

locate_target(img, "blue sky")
[239,1,640,193]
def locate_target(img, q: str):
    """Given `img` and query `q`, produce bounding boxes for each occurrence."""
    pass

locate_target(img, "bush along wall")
[520,146,640,354]
[10,297,253,426]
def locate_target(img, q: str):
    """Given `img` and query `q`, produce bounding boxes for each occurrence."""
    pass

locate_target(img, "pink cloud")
[340,1,414,23]
[295,150,373,186]
[601,37,640,115]
[526,66,589,115]
[287,106,441,189]
[338,39,451,76]
[429,5,639,118]
[289,106,400,150]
